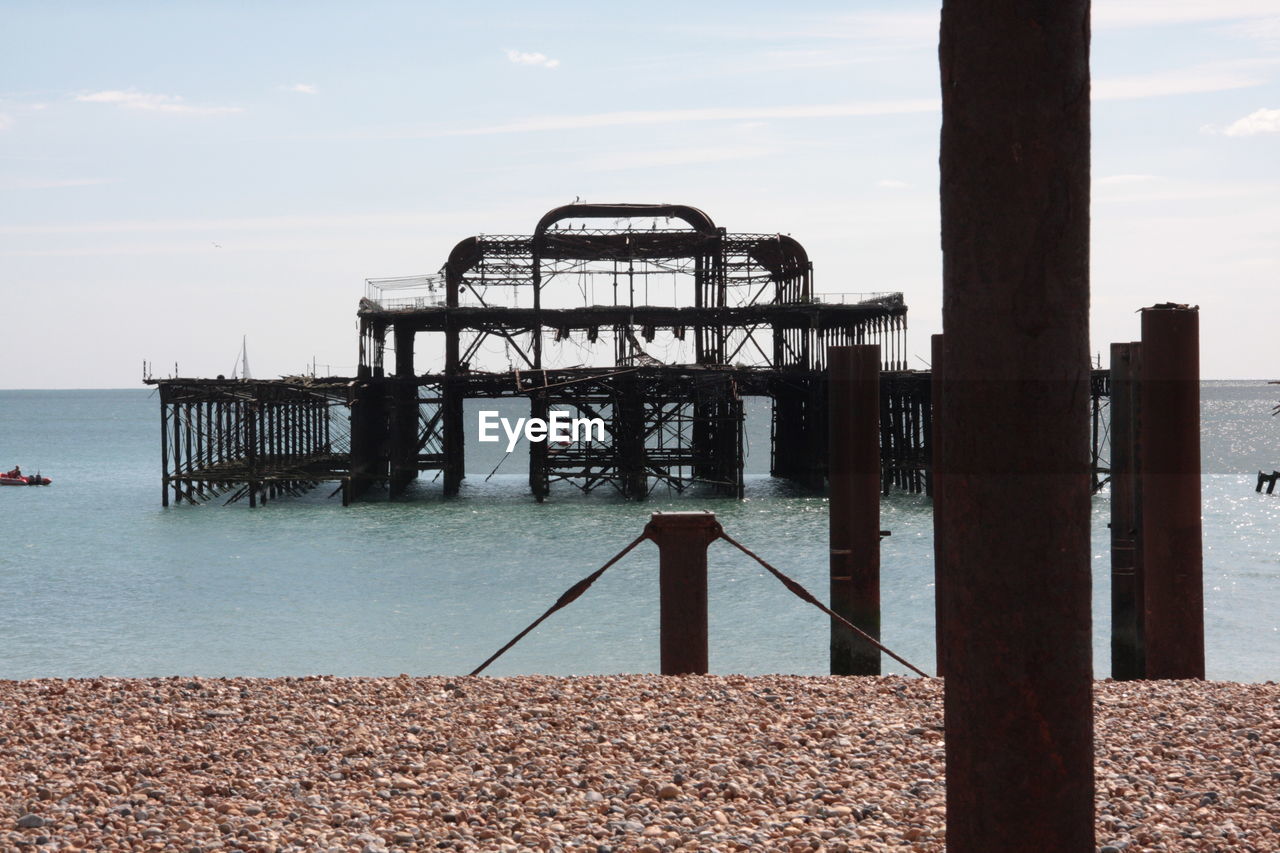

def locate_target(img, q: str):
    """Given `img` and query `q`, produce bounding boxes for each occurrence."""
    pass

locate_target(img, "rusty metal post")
[1110,342,1143,679]
[828,345,881,675]
[930,333,946,677]
[938,1,1094,849]
[1140,306,1204,679]
[644,512,720,675]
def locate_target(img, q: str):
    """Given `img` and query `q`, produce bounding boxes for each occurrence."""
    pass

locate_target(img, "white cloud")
[715,4,1274,42]
[74,90,242,115]
[1094,62,1269,100]
[1223,107,1280,136]
[877,179,909,189]
[0,210,493,237]
[506,50,560,69]
[1226,15,1280,46]
[1095,1,1280,28]
[584,146,773,171]
[1097,174,1162,185]
[0,177,114,190]
[706,11,938,47]
[444,98,939,137]
[287,83,317,95]
[0,113,12,132]
[1095,179,1279,205]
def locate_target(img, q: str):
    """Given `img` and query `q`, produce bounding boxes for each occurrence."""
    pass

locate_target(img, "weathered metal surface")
[939,0,1095,849]
[828,345,882,675]
[645,512,721,675]
[1140,306,1204,679]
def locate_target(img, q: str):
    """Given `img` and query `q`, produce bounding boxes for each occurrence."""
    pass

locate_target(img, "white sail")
[231,335,251,380]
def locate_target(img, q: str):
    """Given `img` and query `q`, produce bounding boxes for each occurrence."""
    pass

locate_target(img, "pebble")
[0,676,1275,852]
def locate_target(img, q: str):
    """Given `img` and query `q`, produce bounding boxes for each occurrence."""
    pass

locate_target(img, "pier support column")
[645,512,719,675]
[390,326,418,498]
[529,392,550,501]
[615,375,648,499]
[1140,306,1204,679]
[828,345,881,675]
[441,382,465,497]
[442,311,465,497]
[938,1,1094,850]
[1110,341,1144,679]
[160,395,171,508]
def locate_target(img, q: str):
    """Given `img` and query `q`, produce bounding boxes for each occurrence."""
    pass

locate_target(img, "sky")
[1,0,1278,388]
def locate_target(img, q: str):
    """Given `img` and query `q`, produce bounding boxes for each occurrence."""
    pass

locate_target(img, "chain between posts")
[469,527,930,679]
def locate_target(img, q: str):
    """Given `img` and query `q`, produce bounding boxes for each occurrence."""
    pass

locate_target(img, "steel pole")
[1140,306,1204,679]
[939,1,1094,848]
[828,345,882,675]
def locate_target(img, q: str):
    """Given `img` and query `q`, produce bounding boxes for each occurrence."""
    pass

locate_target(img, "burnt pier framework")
[148,204,1112,505]
[353,203,911,501]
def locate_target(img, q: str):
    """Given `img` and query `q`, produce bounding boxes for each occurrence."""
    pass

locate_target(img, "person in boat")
[5,465,19,479]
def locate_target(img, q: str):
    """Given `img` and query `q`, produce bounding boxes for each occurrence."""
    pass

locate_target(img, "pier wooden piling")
[1110,341,1145,680]
[938,0,1095,848]
[1140,305,1204,680]
[929,333,946,677]
[828,345,882,676]
[645,512,720,675]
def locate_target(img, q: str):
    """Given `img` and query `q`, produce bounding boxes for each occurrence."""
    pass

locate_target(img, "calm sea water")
[0,383,1276,681]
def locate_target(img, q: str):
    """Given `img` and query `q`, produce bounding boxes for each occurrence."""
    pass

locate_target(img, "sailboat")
[231,336,252,381]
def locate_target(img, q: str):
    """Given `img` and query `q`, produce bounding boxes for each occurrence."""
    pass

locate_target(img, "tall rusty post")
[1140,306,1204,679]
[939,1,1094,850]
[929,333,946,677]
[644,512,720,675]
[828,345,882,675]
[1110,341,1144,679]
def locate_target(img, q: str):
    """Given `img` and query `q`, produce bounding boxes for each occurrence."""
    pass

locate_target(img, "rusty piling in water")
[828,345,882,675]
[938,0,1095,848]
[1140,305,1204,679]
[644,512,720,675]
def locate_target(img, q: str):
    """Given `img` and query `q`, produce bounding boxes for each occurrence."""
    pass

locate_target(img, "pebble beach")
[1,676,1276,852]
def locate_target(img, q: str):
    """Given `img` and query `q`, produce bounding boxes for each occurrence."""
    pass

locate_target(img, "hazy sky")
[2,1,1278,387]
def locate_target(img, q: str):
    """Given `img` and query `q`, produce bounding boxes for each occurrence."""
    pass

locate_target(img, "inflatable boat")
[0,473,51,486]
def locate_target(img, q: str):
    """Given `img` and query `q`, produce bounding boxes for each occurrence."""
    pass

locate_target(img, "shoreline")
[2,676,1275,851]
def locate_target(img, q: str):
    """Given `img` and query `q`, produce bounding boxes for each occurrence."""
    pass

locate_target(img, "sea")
[0,382,1276,682]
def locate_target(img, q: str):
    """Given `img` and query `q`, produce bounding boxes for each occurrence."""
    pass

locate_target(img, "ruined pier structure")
[151,203,1110,505]
[353,203,915,502]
